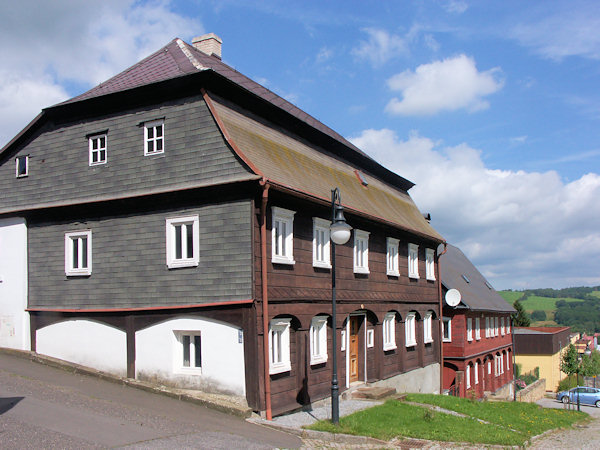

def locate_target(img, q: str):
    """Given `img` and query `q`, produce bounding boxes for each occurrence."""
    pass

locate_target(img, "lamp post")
[330,188,352,425]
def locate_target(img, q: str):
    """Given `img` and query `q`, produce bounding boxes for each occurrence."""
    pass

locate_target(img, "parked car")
[557,386,600,407]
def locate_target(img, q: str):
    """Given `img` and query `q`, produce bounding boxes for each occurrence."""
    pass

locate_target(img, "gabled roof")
[440,244,514,313]
[0,37,444,241]
[58,38,375,163]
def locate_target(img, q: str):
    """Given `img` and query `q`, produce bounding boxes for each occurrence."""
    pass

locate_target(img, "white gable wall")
[0,217,29,350]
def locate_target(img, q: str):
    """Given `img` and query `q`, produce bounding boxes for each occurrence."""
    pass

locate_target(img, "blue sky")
[1,0,599,290]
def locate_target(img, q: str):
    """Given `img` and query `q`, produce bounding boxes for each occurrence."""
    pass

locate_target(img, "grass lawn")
[307,395,586,446]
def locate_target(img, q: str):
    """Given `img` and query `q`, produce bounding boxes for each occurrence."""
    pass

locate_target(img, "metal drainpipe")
[260,181,272,420]
[437,243,448,393]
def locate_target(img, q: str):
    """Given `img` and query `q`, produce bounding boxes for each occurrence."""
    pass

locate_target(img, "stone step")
[351,386,396,400]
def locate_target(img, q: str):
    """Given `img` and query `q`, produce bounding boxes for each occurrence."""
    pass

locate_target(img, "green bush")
[515,363,522,378]
[531,310,546,321]
[557,374,578,392]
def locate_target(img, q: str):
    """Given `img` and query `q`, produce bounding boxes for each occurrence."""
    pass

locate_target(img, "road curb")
[0,348,253,418]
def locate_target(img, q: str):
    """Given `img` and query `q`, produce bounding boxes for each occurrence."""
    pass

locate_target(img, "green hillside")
[499,287,600,333]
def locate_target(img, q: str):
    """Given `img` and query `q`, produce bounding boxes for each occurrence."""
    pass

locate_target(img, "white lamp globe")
[330,220,352,245]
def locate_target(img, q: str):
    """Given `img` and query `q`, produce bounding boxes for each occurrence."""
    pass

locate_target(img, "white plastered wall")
[0,217,30,350]
[135,316,246,396]
[36,320,127,376]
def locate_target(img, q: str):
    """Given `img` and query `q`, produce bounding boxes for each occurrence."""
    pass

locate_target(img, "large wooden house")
[0,34,445,416]
[440,244,515,399]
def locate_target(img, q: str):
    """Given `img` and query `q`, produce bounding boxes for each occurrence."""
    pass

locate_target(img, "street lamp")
[330,188,352,425]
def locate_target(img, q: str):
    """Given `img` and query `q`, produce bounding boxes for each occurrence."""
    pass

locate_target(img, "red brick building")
[440,245,515,398]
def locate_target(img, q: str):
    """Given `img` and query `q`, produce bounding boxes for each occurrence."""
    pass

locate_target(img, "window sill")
[144,150,165,157]
[426,276,436,281]
[269,363,291,375]
[167,260,199,269]
[313,261,331,269]
[353,267,370,274]
[408,273,419,280]
[383,344,397,351]
[424,339,434,344]
[66,270,92,277]
[310,356,328,365]
[442,338,452,342]
[386,271,400,277]
[272,256,295,265]
[405,342,417,347]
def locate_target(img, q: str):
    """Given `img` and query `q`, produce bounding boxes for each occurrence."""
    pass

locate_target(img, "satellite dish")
[445,289,461,307]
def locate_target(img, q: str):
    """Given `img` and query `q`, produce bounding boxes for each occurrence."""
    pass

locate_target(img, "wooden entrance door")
[349,316,360,383]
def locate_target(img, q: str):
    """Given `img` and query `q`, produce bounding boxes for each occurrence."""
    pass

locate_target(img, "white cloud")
[510,135,528,145]
[511,6,600,61]
[0,0,201,147]
[442,1,469,15]
[352,28,409,67]
[350,128,600,289]
[316,47,334,64]
[385,54,504,116]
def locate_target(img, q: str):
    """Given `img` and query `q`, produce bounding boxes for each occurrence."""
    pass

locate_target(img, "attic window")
[461,274,470,283]
[485,281,493,290]
[354,170,368,186]
[16,155,28,178]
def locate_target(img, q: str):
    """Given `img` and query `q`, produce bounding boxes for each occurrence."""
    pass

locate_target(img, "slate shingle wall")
[28,200,253,309]
[0,95,252,212]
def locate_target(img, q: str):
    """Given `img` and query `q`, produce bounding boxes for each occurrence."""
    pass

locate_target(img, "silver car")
[557,386,600,407]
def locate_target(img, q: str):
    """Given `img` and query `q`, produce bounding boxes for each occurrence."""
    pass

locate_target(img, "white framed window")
[467,318,473,342]
[310,315,328,365]
[442,317,452,342]
[475,362,479,384]
[166,215,199,269]
[353,230,370,274]
[89,134,107,165]
[475,317,481,340]
[425,248,435,280]
[485,317,490,338]
[386,237,399,277]
[144,119,164,155]
[65,230,92,276]
[405,312,417,347]
[367,329,374,348]
[341,330,346,351]
[501,317,505,335]
[383,312,397,350]
[494,317,499,336]
[423,311,433,344]
[487,360,491,375]
[506,352,510,371]
[466,364,471,389]
[269,318,291,374]
[15,155,28,178]
[312,218,331,268]
[272,207,295,265]
[506,317,510,334]
[408,243,419,279]
[174,331,202,373]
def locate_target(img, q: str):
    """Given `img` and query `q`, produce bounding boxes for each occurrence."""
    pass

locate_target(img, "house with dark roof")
[439,244,515,399]
[0,34,445,416]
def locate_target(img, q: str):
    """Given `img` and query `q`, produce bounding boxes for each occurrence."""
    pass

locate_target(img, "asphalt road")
[0,352,302,449]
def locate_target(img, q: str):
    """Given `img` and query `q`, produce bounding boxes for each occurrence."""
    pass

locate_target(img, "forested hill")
[499,286,600,334]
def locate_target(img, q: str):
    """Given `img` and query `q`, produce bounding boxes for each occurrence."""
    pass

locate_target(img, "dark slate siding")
[28,200,252,309]
[0,95,253,212]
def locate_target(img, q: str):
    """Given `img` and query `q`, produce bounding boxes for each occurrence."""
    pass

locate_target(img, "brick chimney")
[191,33,222,59]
